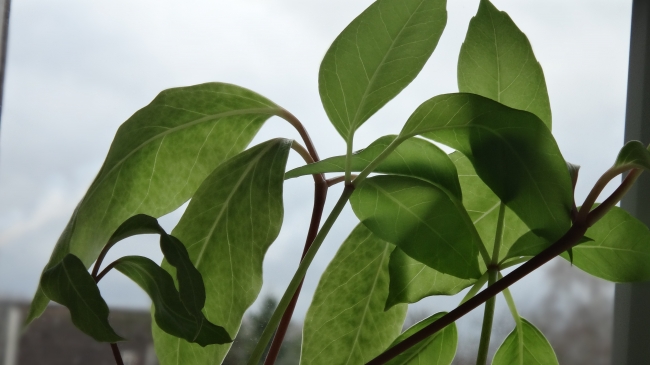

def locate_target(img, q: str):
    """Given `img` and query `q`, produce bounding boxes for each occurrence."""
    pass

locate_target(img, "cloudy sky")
[0,0,633,340]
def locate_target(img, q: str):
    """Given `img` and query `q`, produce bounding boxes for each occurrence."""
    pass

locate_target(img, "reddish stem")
[110,343,124,365]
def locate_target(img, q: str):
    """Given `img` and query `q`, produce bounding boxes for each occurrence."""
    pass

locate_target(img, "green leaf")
[286,135,462,199]
[386,248,475,309]
[152,138,291,364]
[301,224,407,365]
[385,312,457,365]
[113,256,231,346]
[614,140,650,170]
[40,254,123,343]
[450,152,543,264]
[458,0,551,129]
[560,206,650,282]
[28,83,281,324]
[319,0,448,141]
[351,175,482,279]
[400,93,573,242]
[493,318,558,365]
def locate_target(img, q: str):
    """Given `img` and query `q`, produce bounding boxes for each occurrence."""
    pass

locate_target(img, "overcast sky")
[0,0,634,339]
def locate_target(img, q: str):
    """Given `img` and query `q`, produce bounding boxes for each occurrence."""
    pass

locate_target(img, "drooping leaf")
[614,140,650,170]
[385,312,457,365]
[286,135,462,199]
[386,248,475,309]
[113,256,231,346]
[320,0,447,141]
[400,93,573,243]
[450,152,545,265]
[560,206,650,282]
[492,318,558,365]
[301,224,407,365]
[40,254,123,343]
[28,83,282,324]
[153,139,291,365]
[458,0,552,129]
[351,175,482,279]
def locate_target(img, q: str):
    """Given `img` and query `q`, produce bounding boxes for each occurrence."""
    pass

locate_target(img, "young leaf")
[492,318,558,365]
[561,206,650,282]
[113,256,231,346]
[385,312,457,365]
[400,93,573,242]
[152,138,291,365]
[28,83,282,324]
[351,175,482,279]
[458,0,552,129]
[386,248,475,309]
[286,135,462,199]
[40,254,123,343]
[614,140,650,170]
[301,224,407,365]
[320,0,447,141]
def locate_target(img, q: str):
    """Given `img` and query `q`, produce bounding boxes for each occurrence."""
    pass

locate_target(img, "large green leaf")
[153,139,291,365]
[301,224,407,365]
[319,0,447,141]
[400,93,573,242]
[28,83,281,324]
[286,135,462,199]
[40,254,123,343]
[561,206,650,282]
[114,256,231,346]
[351,175,482,279]
[458,0,551,129]
[385,312,457,365]
[492,319,558,365]
[451,152,548,264]
[386,248,475,309]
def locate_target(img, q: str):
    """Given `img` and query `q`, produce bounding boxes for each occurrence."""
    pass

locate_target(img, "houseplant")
[23,0,650,364]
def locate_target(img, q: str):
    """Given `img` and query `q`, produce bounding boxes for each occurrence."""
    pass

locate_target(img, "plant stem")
[475,269,498,365]
[365,222,589,365]
[576,165,628,221]
[501,277,524,365]
[587,168,642,226]
[459,272,490,305]
[263,177,328,365]
[248,186,355,365]
[475,202,505,365]
[110,343,124,365]
[345,138,353,185]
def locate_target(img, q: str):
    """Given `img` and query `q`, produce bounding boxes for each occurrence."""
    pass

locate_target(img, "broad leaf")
[451,152,545,264]
[385,312,457,365]
[286,135,462,199]
[153,139,291,364]
[400,93,573,242]
[614,140,650,170]
[114,256,231,346]
[561,206,650,282]
[351,175,482,279]
[320,0,447,140]
[29,83,281,324]
[40,254,123,343]
[301,224,407,365]
[493,319,558,365]
[386,248,475,309]
[458,0,551,129]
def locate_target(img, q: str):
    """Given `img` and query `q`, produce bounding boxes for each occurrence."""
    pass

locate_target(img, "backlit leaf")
[385,312,457,365]
[493,319,558,365]
[301,224,407,365]
[561,206,650,282]
[458,0,551,129]
[152,139,291,364]
[614,140,650,170]
[28,83,281,324]
[40,254,123,343]
[400,93,573,242]
[114,256,231,346]
[320,0,447,140]
[351,175,482,279]
[286,135,462,199]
